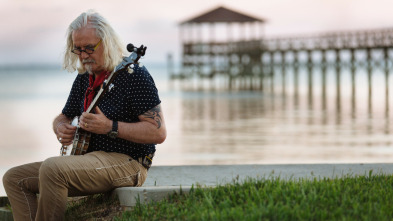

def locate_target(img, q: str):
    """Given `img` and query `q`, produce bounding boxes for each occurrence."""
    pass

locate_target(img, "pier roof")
[180,6,265,25]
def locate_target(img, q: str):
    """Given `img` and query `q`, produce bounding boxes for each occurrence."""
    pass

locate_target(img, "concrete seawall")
[143,163,393,186]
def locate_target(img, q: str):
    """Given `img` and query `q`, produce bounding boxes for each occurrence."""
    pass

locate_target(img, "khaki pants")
[2,151,148,221]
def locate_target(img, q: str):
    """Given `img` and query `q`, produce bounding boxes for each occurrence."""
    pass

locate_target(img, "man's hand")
[56,123,77,146]
[79,106,112,134]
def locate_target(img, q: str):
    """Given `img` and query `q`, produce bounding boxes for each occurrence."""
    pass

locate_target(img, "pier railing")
[178,27,393,72]
[263,28,393,51]
[171,27,393,94]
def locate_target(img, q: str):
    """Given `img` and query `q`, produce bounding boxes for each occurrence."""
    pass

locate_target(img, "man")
[3,10,166,221]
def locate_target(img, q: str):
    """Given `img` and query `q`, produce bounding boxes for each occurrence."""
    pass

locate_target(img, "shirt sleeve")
[127,65,161,117]
[62,74,87,119]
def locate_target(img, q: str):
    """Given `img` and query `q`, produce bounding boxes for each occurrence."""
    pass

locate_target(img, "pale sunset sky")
[0,0,392,65]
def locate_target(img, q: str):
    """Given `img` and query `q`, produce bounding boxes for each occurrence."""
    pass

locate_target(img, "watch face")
[108,121,118,139]
[108,131,118,139]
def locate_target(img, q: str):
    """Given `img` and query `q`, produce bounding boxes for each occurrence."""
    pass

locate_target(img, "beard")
[85,64,93,75]
[82,59,96,75]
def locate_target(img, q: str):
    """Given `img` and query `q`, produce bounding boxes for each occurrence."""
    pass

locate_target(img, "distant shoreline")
[0,64,62,71]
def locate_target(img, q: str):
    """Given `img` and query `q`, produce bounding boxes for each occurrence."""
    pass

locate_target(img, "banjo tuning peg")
[127,44,135,52]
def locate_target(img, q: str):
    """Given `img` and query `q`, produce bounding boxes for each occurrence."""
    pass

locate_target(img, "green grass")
[65,193,122,221]
[117,172,393,221]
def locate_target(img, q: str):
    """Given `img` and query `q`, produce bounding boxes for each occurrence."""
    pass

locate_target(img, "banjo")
[60,43,147,156]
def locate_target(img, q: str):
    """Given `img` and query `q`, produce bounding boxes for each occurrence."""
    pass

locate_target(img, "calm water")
[0,63,392,196]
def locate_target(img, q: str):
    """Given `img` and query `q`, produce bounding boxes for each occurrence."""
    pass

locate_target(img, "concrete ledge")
[0,207,12,221]
[143,164,393,187]
[0,197,12,221]
[114,185,205,210]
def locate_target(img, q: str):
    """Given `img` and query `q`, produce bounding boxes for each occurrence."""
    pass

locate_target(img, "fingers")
[64,123,77,130]
[79,118,95,132]
[58,135,74,146]
[81,112,93,120]
[79,109,110,134]
[95,106,103,114]
[58,136,73,146]
[80,108,103,122]
[79,112,94,130]
[59,124,77,135]
[57,123,76,145]
[60,139,73,146]
[58,133,74,146]
[79,114,90,131]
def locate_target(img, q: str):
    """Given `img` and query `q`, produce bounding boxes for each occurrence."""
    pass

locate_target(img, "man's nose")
[80,51,90,59]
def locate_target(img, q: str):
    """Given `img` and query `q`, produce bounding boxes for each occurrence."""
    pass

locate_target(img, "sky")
[1,0,393,66]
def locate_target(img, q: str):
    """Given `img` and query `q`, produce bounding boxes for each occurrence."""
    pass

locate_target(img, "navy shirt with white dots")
[62,64,160,161]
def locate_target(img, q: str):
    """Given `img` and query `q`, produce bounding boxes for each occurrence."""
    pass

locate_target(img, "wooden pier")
[168,6,393,117]
[170,6,393,91]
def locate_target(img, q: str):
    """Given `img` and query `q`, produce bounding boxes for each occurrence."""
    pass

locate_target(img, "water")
[0,63,392,196]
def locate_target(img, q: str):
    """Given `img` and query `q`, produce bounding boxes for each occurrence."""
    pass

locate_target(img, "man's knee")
[3,163,40,194]
[39,157,64,182]
[3,167,18,188]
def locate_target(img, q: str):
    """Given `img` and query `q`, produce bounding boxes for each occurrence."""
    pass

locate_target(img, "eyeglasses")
[71,40,102,55]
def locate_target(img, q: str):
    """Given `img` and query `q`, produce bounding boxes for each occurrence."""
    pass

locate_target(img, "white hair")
[62,10,126,73]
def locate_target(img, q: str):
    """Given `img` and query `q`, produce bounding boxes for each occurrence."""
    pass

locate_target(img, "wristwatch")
[107,120,118,139]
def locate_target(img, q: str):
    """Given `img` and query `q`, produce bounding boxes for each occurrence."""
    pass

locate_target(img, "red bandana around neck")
[84,71,110,111]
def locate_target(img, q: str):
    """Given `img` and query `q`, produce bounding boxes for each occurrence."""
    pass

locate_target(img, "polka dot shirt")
[62,64,161,161]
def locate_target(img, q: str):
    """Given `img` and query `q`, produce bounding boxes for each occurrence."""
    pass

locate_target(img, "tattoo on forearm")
[143,106,162,129]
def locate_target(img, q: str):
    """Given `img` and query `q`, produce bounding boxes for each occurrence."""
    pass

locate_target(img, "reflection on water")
[0,64,393,196]
[156,89,393,166]
[163,61,393,165]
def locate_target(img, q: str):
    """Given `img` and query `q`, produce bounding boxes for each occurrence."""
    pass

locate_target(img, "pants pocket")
[112,171,142,187]
[111,159,145,187]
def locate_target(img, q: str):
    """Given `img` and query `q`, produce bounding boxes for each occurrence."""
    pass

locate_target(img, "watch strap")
[112,120,118,133]
[107,120,118,139]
